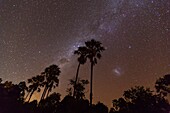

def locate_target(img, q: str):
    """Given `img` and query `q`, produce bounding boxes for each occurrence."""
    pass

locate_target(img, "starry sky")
[0,0,170,107]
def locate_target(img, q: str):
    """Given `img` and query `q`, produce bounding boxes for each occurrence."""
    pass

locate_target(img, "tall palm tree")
[85,39,105,107]
[26,75,44,102]
[73,46,88,98]
[40,64,61,101]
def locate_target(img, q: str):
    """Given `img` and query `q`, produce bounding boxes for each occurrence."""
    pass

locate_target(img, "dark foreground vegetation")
[0,39,170,113]
[0,74,169,113]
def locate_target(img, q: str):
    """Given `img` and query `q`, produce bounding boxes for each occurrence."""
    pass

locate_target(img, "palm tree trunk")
[90,61,94,107]
[46,88,51,98]
[28,90,34,102]
[25,91,30,101]
[40,85,48,101]
[73,63,81,98]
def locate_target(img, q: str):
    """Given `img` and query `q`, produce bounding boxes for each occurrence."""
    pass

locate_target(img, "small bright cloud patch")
[112,67,123,77]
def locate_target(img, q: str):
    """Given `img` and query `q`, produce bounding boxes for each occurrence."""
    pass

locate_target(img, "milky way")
[0,0,170,106]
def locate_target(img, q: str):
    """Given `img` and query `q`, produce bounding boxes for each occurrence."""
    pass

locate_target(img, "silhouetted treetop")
[40,64,61,101]
[112,86,170,113]
[155,74,170,97]
[85,39,105,65]
[67,78,89,100]
[26,75,44,102]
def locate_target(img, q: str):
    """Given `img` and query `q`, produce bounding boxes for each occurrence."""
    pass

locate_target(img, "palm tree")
[73,46,88,98]
[40,64,61,101]
[26,75,44,102]
[85,39,105,107]
[67,78,89,100]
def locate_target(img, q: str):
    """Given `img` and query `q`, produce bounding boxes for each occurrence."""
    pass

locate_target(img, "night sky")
[0,0,170,107]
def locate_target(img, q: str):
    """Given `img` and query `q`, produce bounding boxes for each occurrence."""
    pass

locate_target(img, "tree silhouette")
[112,86,170,113]
[38,92,61,113]
[67,78,89,100]
[112,97,128,112]
[40,64,61,101]
[73,46,88,98]
[85,39,105,107]
[92,102,108,113]
[155,74,170,97]
[0,78,2,83]
[57,95,89,113]
[27,75,44,102]
[18,81,28,101]
[0,80,26,113]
